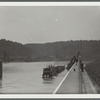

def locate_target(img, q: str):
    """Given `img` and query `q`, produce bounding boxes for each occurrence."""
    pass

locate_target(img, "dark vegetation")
[0,39,100,62]
[0,39,32,62]
[26,40,100,61]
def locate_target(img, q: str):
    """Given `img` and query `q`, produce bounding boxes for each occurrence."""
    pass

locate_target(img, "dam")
[53,62,97,94]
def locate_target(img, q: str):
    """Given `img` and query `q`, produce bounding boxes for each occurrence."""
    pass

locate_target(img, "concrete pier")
[0,61,2,79]
[53,62,97,94]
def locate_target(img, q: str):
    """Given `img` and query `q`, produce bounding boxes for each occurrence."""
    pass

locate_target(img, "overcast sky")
[0,6,100,44]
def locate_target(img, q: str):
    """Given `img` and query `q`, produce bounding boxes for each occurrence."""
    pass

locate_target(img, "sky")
[0,6,100,44]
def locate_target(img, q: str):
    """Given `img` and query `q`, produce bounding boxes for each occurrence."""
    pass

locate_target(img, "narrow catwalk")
[54,62,97,94]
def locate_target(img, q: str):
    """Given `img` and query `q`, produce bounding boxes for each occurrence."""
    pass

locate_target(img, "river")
[0,61,68,94]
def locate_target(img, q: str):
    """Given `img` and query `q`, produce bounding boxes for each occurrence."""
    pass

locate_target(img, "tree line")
[0,39,32,62]
[26,40,100,61]
[0,39,100,62]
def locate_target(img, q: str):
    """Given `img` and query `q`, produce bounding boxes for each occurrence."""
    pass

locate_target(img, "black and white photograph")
[0,3,100,95]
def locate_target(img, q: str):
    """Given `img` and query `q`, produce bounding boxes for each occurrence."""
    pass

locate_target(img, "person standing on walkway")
[80,62,84,72]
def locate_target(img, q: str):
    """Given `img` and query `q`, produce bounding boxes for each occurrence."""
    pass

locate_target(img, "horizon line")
[1,39,100,45]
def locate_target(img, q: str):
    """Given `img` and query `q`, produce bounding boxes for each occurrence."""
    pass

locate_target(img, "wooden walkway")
[53,62,97,94]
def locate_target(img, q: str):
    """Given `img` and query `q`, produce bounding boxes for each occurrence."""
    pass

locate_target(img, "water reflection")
[0,62,68,93]
[43,77,56,84]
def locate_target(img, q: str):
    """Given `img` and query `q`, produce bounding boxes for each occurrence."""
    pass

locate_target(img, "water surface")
[0,61,68,94]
